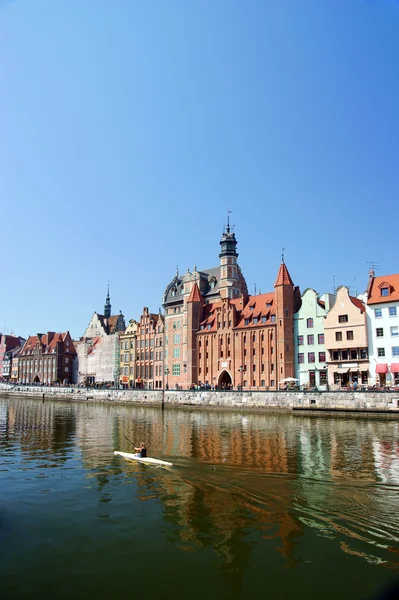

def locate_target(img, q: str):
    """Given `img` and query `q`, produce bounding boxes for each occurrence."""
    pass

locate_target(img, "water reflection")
[1,396,399,598]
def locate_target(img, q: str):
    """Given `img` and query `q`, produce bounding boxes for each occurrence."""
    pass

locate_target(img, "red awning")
[376,363,388,374]
[390,363,399,374]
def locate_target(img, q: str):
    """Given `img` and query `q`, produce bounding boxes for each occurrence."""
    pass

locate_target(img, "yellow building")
[119,320,138,388]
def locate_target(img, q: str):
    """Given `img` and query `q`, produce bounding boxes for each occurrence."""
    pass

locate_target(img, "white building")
[366,271,399,387]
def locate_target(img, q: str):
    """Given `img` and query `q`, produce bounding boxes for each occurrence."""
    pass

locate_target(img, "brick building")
[135,308,164,389]
[163,222,300,390]
[18,332,76,384]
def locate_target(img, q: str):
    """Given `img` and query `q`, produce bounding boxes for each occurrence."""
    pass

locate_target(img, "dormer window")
[381,287,389,297]
[245,318,250,325]
[266,302,272,308]
[249,305,254,311]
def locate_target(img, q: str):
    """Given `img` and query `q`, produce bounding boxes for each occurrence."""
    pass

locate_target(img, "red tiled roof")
[274,263,294,287]
[349,296,365,313]
[187,282,203,304]
[367,273,399,305]
[198,293,276,331]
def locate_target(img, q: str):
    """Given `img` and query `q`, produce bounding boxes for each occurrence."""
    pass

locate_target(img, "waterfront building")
[324,286,369,388]
[366,270,399,387]
[196,261,300,390]
[162,222,248,390]
[294,289,335,389]
[18,332,76,384]
[0,334,25,380]
[77,289,125,386]
[2,346,23,381]
[163,223,300,390]
[119,319,138,388]
[135,307,164,389]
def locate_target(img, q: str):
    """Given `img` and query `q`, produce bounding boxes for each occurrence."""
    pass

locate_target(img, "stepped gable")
[274,262,294,286]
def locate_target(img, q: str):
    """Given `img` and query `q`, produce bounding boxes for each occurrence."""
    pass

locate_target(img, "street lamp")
[165,367,169,390]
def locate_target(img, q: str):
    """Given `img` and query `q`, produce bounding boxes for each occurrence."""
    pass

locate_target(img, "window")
[377,348,385,357]
[319,370,327,385]
[297,335,304,345]
[307,334,314,345]
[376,328,384,338]
[360,349,368,359]
[346,330,354,341]
[172,364,181,375]
[271,315,276,323]
[389,307,397,317]
[335,332,342,341]
[350,349,357,359]
[381,287,389,297]
[261,316,267,323]
[173,348,180,358]
[298,353,304,364]
[244,319,250,325]
[318,333,324,344]
[318,351,326,362]
[375,309,382,318]
[253,318,258,324]
[173,334,180,344]
[207,324,211,330]
[308,352,315,363]
[333,351,339,360]
[342,350,348,360]
[391,326,399,337]
[306,318,313,328]
[261,380,265,387]
[393,347,399,357]
[338,315,348,323]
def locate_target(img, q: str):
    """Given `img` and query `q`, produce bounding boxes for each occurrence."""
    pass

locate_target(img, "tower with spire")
[104,286,111,319]
[219,213,246,301]
[274,254,297,383]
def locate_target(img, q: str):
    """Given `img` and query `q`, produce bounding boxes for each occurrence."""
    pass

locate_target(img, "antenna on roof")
[254,282,257,295]
[366,261,381,272]
[333,275,336,294]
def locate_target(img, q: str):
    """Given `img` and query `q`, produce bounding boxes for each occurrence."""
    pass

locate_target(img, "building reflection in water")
[2,398,399,571]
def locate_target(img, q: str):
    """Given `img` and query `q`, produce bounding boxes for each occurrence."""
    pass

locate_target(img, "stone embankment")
[1,383,399,414]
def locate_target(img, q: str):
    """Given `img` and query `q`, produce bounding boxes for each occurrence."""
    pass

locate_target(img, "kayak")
[114,450,173,467]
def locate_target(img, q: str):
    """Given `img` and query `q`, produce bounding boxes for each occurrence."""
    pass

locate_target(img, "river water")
[1,396,399,600]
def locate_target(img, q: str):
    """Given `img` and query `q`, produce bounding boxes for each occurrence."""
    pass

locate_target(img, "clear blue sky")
[1,0,398,340]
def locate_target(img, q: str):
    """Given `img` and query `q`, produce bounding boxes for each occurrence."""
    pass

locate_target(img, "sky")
[0,0,398,340]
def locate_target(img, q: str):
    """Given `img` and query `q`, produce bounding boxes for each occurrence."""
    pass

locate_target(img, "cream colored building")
[324,286,369,388]
[119,320,138,388]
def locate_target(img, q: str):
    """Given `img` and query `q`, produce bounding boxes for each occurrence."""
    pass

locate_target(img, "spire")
[187,282,203,304]
[274,262,294,287]
[104,285,111,318]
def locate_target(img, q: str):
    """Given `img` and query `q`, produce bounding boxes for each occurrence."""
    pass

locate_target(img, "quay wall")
[1,384,399,413]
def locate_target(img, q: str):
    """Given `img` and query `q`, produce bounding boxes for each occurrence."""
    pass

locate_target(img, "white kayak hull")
[114,450,173,467]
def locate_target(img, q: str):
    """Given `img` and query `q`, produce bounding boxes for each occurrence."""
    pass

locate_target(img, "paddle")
[124,435,136,448]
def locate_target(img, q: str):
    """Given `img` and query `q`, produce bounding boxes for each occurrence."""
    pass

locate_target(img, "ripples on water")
[1,397,399,599]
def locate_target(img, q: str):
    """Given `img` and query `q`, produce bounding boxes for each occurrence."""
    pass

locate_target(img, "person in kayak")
[134,442,147,458]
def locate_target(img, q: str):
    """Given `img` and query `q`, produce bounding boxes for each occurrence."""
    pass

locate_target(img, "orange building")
[163,223,300,390]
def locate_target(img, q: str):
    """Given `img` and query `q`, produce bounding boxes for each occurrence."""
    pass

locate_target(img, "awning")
[349,368,359,373]
[390,363,399,374]
[376,363,388,374]
[336,367,349,374]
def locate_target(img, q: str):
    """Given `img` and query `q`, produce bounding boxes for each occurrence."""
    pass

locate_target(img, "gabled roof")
[367,273,399,305]
[349,296,365,313]
[274,263,294,286]
[198,292,276,332]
